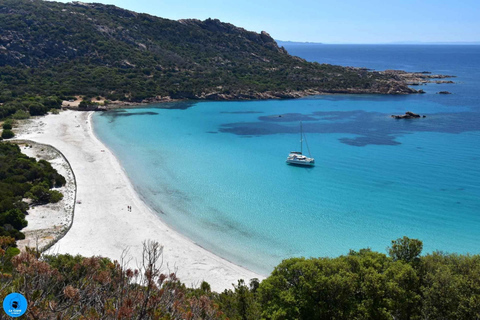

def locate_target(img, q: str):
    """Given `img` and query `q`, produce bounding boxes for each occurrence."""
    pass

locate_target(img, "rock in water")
[391,111,422,119]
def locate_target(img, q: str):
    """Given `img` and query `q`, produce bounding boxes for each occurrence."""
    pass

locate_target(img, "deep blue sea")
[94,45,480,274]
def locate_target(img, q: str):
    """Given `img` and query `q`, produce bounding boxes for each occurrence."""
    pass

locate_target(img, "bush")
[0,209,28,230]
[1,129,14,139]
[49,190,64,203]
[79,100,97,108]
[12,109,30,119]
[42,96,62,109]
[2,123,12,130]
[27,183,51,203]
[28,102,49,116]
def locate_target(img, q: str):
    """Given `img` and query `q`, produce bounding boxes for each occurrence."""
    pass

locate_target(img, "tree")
[1,129,15,139]
[234,279,261,320]
[385,261,421,319]
[27,101,49,116]
[258,257,360,320]
[0,209,28,230]
[49,190,63,203]
[42,96,62,109]
[26,182,51,203]
[217,279,261,320]
[11,109,30,120]
[388,237,423,264]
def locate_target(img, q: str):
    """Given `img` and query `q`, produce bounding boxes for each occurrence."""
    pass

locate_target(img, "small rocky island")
[391,111,426,119]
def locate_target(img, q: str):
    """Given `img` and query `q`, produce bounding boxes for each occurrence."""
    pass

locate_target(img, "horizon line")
[276,40,480,45]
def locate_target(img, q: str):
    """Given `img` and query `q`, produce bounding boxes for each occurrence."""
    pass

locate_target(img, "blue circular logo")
[3,293,27,317]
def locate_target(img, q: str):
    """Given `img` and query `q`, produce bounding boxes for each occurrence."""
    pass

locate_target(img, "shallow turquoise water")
[93,45,480,274]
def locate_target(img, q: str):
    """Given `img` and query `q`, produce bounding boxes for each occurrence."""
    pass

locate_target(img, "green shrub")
[1,129,14,139]
[12,109,30,120]
[79,100,97,108]
[0,209,28,230]
[2,123,12,130]
[49,190,64,203]
[28,102,49,116]
[42,96,62,109]
[27,182,51,203]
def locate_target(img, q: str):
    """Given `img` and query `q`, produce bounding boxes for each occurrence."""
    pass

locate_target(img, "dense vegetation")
[0,142,65,240]
[1,236,479,319]
[0,95,62,121]
[0,0,415,115]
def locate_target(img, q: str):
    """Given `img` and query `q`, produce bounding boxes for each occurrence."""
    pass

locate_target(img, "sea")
[93,45,480,275]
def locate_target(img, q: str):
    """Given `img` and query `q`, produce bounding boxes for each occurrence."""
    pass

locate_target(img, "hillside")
[0,0,418,104]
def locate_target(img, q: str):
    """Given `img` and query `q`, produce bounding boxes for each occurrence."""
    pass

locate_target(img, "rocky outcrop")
[437,91,452,94]
[434,80,455,84]
[391,111,425,119]
[139,85,417,104]
[179,19,288,54]
[382,70,456,85]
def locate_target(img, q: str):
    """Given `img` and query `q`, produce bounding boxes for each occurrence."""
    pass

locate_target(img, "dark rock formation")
[434,80,455,84]
[437,91,452,94]
[391,111,423,119]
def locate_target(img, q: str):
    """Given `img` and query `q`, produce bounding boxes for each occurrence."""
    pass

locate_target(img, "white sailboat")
[286,121,315,166]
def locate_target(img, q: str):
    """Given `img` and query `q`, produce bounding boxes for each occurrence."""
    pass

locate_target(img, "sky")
[50,0,480,44]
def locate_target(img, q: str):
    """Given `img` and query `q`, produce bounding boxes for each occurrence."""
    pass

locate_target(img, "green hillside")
[0,0,416,104]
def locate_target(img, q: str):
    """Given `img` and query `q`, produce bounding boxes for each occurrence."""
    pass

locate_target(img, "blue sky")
[52,0,480,43]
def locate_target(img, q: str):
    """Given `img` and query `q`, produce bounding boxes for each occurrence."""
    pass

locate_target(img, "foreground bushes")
[255,237,480,320]
[2,236,479,319]
[1,239,222,319]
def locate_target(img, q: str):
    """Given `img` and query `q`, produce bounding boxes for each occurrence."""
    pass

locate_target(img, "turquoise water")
[93,45,480,274]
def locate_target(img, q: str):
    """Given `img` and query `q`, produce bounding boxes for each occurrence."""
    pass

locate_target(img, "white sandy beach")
[16,110,263,292]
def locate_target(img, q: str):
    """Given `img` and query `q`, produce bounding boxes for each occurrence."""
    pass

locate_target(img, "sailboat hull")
[286,159,315,166]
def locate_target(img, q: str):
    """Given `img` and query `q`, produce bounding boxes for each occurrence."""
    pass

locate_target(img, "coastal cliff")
[1,0,418,104]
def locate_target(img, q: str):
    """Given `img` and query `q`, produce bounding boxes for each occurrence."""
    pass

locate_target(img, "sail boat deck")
[286,152,315,166]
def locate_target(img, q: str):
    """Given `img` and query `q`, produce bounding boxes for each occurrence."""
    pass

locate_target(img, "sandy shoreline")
[16,110,263,292]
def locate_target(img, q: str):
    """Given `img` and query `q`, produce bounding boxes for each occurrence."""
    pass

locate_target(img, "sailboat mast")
[300,121,303,154]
